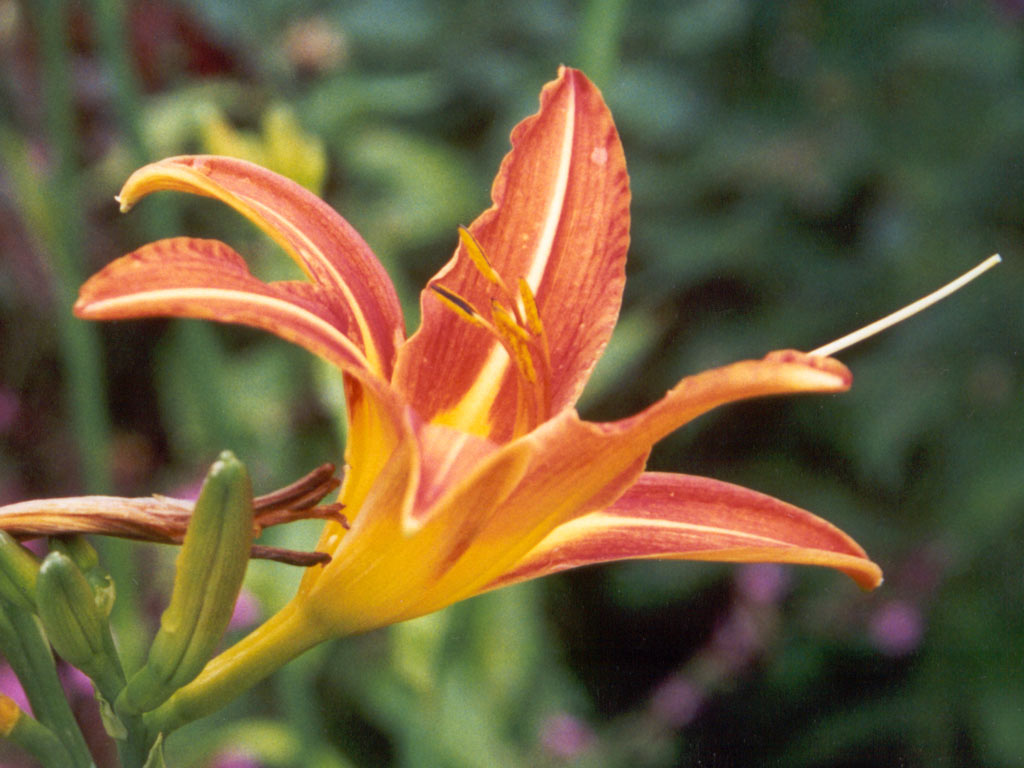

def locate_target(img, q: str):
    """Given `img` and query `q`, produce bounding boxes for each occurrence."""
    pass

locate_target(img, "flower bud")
[117,451,255,716]
[35,551,124,699]
[0,531,39,612]
[49,536,116,617]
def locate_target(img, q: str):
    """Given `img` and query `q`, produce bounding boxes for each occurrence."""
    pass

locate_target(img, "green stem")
[5,710,74,768]
[90,0,148,160]
[144,601,325,737]
[0,605,94,768]
[32,0,113,494]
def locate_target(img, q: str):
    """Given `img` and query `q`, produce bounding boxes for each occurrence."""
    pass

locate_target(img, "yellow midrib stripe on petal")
[84,288,373,373]
[125,164,388,377]
[524,85,575,294]
[237,194,385,375]
[547,511,810,549]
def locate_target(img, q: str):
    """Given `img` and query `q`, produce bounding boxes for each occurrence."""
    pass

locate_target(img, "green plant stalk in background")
[0,604,95,768]
[31,0,113,494]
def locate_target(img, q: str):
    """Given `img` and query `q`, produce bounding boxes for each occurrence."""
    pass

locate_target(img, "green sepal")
[117,451,255,716]
[35,551,125,702]
[142,733,167,768]
[0,531,40,612]
[96,691,128,740]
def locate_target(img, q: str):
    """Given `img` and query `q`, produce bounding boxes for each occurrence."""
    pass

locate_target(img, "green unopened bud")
[36,552,103,665]
[117,451,255,716]
[50,536,116,617]
[35,551,125,700]
[0,531,40,612]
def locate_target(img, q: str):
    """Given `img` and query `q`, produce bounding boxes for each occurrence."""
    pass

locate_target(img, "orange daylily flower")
[74,68,880,729]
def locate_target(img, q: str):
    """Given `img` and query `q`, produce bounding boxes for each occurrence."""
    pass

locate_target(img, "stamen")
[458,227,508,292]
[809,255,1002,358]
[518,277,552,380]
[430,284,488,328]
[491,301,533,343]
[433,230,556,431]
[518,278,544,337]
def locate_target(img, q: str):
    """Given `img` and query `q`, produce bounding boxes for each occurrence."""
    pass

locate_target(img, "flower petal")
[408,351,853,608]
[75,237,377,378]
[292,353,855,633]
[116,155,404,377]
[395,67,630,440]
[488,472,883,592]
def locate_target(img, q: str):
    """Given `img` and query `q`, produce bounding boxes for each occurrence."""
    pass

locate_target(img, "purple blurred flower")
[539,712,594,760]
[0,664,30,713]
[869,599,923,656]
[735,563,791,605]
[711,605,762,668]
[60,663,95,699]
[22,538,46,557]
[650,675,703,727]
[229,589,262,631]
[210,749,261,768]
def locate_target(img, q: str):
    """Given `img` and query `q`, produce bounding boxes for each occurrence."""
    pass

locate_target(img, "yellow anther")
[430,284,490,330]
[433,228,554,430]
[517,278,544,337]
[490,301,533,343]
[458,227,508,292]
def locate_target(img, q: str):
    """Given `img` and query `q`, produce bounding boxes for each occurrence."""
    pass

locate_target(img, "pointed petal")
[488,472,883,591]
[294,352,855,634]
[618,350,852,448]
[410,351,853,608]
[395,67,630,439]
[117,155,404,377]
[75,238,378,377]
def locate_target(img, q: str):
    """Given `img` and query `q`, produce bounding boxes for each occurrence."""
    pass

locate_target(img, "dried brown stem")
[0,464,345,566]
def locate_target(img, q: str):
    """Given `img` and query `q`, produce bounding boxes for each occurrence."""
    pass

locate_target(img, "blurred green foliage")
[1,0,1022,766]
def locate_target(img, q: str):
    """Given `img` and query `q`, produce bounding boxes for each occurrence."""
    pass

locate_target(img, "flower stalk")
[0,603,94,768]
[0,695,74,768]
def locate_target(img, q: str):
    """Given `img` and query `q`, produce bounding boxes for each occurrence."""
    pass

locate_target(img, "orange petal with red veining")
[75,237,377,379]
[117,155,404,377]
[408,351,854,606]
[395,67,630,440]
[488,472,883,591]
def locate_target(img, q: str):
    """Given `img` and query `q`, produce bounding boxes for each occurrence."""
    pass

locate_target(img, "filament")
[809,255,1002,358]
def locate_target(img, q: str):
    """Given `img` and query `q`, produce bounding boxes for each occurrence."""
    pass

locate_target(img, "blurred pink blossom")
[229,589,262,631]
[650,675,703,727]
[539,712,594,760]
[869,599,923,656]
[735,563,791,604]
[0,664,30,713]
[210,749,261,768]
[60,663,95,699]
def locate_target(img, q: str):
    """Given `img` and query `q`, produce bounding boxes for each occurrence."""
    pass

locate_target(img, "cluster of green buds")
[0,451,257,768]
